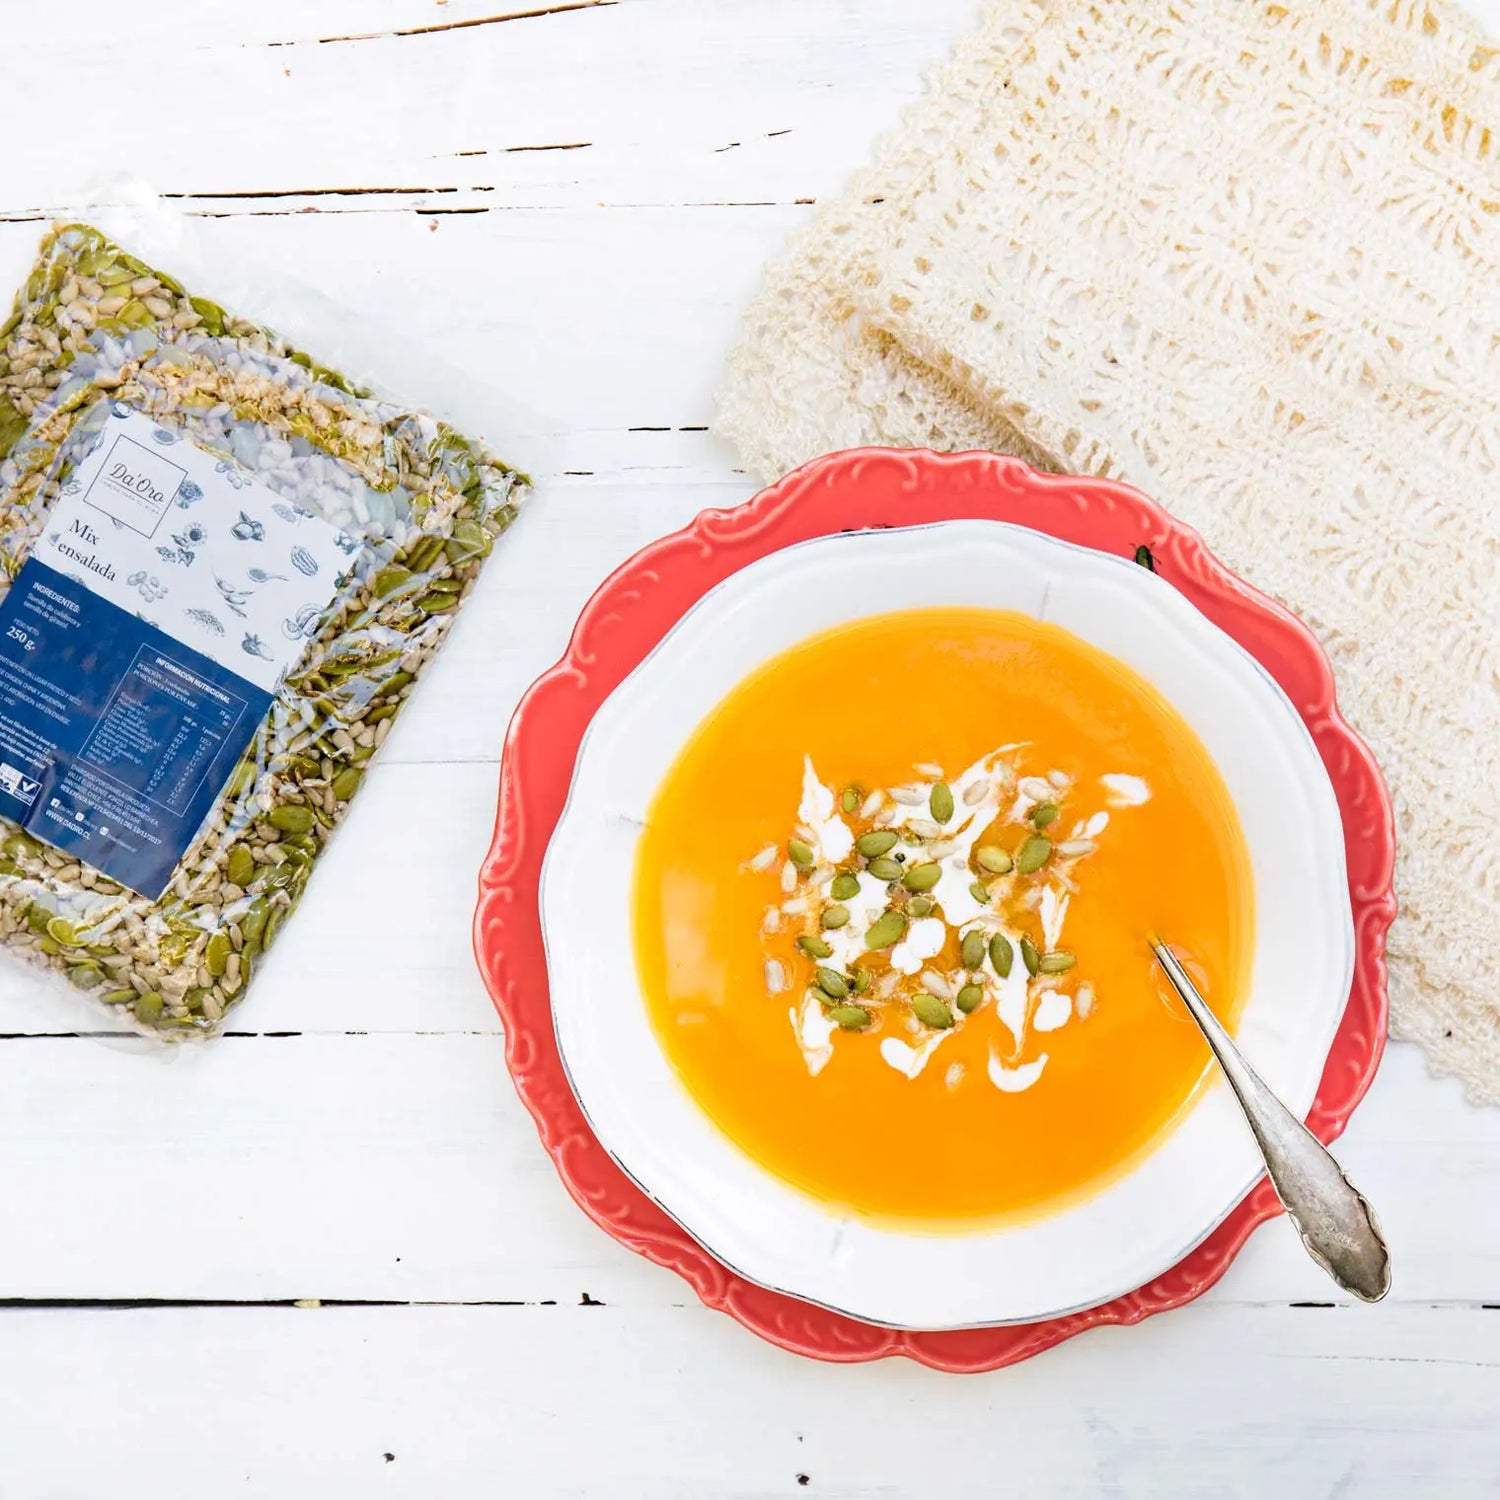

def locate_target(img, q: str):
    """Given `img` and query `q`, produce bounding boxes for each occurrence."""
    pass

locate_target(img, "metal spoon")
[1151,940,1390,1302]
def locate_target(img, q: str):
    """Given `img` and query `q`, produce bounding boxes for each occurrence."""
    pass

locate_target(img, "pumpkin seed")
[1038,950,1077,974]
[907,895,934,917]
[829,1004,871,1030]
[851,967,872,994]
[45,917,79,946]
[205,932,231,977]
[975,845,1012,874]
[1016,835,1053,874]
[1020,935,1041,976]
[241,901,270,948]
[268,805,316,836]
[815,967,849,999]
[797,935,833,959]
[911,992,954,1029]
[856,830,899,858]
[331,767,363,802]
[929,782,954,823]
[134,992,164,1024]
[867,856,904,881]
[902,862,942,893]
[787,839,816,869]
[960,930,987,970]
[864,911,908,949]
[830,872,861,901]
[956,983,984,1014]
[840,786,860,814]
[1029,802,1059,828]
[989,932,1014,978]
[969,880,992,904]
[226,844,256,889]
[821,905,851,930]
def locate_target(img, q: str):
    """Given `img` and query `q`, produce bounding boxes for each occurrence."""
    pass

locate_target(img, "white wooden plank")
[1,1,982,208]
[0,1301,1494,1498]
[0,1024,1483,1305]
[0,203,804,456]
[6,0,564,48]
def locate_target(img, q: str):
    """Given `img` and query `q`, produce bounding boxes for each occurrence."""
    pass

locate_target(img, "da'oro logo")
[83,433,187,539]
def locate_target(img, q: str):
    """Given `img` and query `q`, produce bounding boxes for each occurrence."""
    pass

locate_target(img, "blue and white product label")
[0,406,352,898]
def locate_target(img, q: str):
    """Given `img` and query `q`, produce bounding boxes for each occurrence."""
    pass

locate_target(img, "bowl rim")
[474,447,1395,1371]
[539,515,1354,1329]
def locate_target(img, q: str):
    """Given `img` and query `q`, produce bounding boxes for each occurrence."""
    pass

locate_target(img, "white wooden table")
[0,3,1495,1494]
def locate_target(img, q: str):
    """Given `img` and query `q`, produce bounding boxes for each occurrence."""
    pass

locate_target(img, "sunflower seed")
[1075,983,1096,1017]
[920,969,954,1000]
[1019,776,1053,801]
[748,844,779,872]
[889,786,926,806]
[859,790,884,819]
[1048,769,1071,789]
[914,762,944,778]
[1056,839,1096,858]
[781,861,797,893]
[764,959,787,995]
[961,779,988,806]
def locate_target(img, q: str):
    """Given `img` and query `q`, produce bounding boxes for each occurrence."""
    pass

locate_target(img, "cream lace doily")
[718,0,1500,1102]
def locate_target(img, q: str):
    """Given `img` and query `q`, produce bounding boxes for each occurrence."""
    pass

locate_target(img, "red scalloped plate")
[474,448,1395,1372]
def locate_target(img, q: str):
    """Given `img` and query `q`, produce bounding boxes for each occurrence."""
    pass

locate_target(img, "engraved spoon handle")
[1152,942,1390,1302]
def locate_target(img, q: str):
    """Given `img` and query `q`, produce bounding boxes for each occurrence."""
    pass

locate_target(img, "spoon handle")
[1152,943,1390,1302]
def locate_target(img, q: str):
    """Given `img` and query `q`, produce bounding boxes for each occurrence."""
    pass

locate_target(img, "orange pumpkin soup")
[633,608,1253,1226]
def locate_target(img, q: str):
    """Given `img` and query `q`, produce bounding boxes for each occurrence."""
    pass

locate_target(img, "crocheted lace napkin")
[718,0,1500,1102]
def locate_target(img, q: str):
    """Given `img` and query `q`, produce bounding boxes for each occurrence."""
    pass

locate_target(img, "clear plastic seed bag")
[0,220,527,1034]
